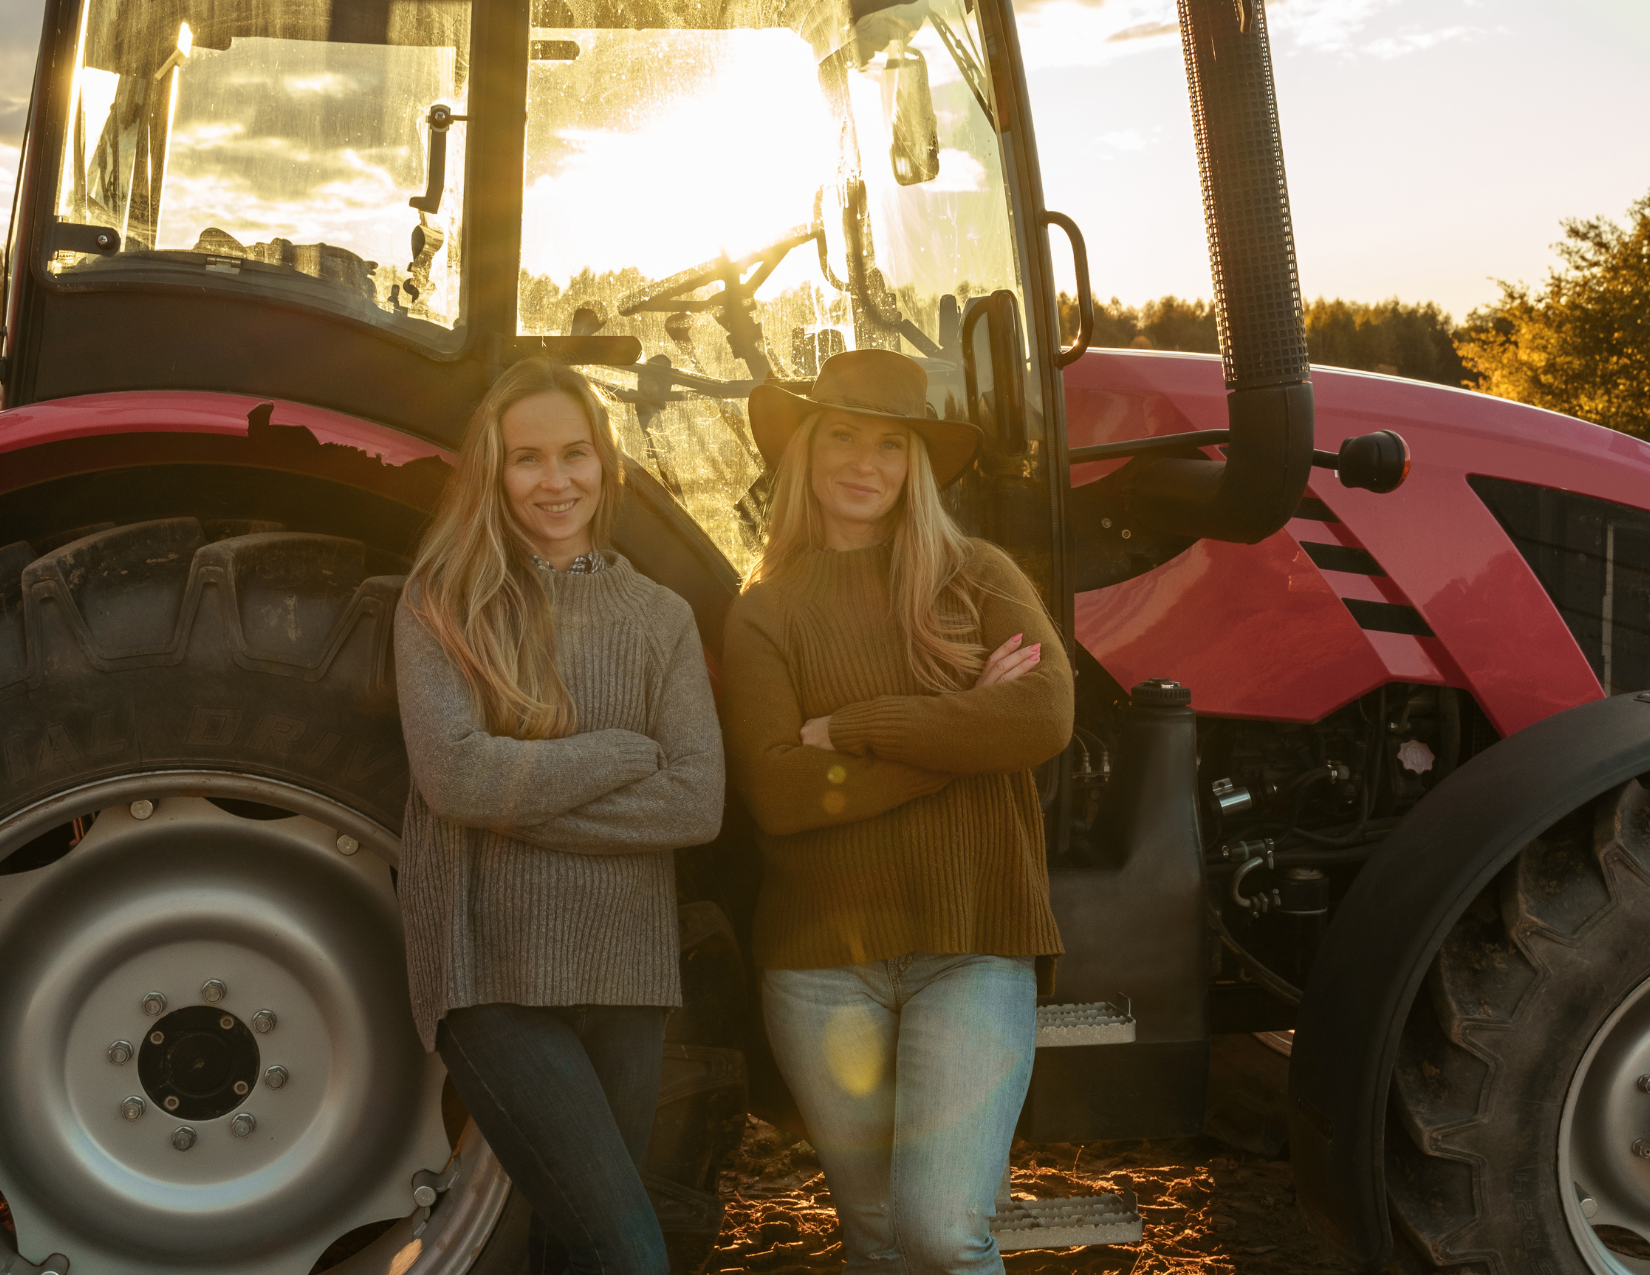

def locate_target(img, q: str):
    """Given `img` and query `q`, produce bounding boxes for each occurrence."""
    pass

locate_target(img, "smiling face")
[501,390,606,567]
[809,410,912,550]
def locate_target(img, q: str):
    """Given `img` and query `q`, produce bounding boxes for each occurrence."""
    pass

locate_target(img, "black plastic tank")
[1021,680,1211,1141]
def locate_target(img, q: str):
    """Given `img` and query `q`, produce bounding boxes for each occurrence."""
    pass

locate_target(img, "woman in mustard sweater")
[720,349,1072,1275]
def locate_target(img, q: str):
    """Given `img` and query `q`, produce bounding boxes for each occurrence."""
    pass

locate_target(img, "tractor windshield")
[47,0,471,344]
[519,0,1027,571]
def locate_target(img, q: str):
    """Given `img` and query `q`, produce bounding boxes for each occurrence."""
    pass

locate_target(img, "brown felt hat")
[748,349,982,489]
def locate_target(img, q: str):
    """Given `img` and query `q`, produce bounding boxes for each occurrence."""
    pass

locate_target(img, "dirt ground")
[709,1119,1359,1275]
[0,1119,1360,1275]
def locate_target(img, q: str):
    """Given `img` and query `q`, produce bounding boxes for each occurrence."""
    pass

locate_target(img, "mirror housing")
[962,290,1027,455]
[1336,430,1410,493]
[886,51,940,185]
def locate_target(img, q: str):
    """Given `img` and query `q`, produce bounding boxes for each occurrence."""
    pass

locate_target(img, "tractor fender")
[1288,691,1650,1271]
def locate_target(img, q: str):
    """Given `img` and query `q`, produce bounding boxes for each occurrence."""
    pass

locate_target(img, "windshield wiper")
[926,11,994,130]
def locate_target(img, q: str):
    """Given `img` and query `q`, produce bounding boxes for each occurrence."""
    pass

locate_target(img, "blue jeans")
[437,1002,670,1275]
[762,953,1038,1275]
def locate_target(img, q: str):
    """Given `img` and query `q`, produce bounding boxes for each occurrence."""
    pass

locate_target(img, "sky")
[3,0,1648,324]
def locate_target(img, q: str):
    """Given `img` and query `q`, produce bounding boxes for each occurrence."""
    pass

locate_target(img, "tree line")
[1058,190,1649,437]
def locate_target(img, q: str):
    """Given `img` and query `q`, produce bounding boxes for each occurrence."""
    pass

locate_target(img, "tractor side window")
[47,0,472,346]
[517,0,1027,575]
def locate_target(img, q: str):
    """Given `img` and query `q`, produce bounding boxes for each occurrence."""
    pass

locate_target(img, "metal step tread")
[991,1191,1143,1250]
[1034,996,1135,1047]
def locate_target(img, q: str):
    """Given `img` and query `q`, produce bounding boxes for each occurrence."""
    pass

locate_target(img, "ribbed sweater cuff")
[828,698,904,757]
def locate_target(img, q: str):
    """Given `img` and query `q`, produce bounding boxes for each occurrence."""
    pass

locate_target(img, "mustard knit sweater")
[720,539,1070,989]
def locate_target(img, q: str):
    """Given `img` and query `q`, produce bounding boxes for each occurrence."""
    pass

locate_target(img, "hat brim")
[748,383,982,489]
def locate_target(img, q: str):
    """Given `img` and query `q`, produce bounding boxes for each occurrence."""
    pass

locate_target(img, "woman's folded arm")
[826,544,1074,774]
[721,596,950,837]
[396,602,663,827]
[499,605,728,853]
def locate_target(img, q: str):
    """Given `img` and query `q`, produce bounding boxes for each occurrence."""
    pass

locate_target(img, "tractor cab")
[8,0,1067,585]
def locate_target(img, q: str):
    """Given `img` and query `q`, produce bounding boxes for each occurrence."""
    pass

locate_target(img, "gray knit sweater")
[394,554,725,1051]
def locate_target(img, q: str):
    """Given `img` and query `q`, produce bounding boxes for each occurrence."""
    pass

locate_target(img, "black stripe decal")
[1303,541,1386,576]
[1292,496,1340,523]
[1342,598,1434,637]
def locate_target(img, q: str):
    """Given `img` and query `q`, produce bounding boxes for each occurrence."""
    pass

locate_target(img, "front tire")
[1386,778,1650,1274]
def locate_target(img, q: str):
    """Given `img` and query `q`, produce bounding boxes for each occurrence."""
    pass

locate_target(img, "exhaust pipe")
[1128,0,1314,543]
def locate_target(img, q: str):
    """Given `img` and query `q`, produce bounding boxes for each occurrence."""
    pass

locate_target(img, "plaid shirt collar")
[532,549,607,576]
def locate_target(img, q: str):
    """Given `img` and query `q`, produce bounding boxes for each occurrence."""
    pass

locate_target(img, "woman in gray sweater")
[395,359,724,1275]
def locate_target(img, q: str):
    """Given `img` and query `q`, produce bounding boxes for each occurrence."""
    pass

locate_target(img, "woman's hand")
[800,716,834,750]
[975,633,1041,688]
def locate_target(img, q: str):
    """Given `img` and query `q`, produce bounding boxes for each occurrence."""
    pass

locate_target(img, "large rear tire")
[0,519,744,1275]
[1385,778,1650,1275]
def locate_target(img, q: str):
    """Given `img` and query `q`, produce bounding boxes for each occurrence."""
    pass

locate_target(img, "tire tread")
[1386,783,1650,1274]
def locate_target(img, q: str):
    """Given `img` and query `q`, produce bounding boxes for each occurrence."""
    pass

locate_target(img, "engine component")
[1276,867,1328,917]
[1211,778,1255,815]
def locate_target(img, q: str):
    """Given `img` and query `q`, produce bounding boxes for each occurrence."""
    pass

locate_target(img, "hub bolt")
[413,1184,438,1207]
[1634,1139,1650,1159]
[220,1015,234,1030]
[141,991,167,1016]
[230,1113,257,1138]
[149,1030,164,1046]
[1638,1075,1650,1094]
[130,799,154,820]
[120,1096,145,1121]
[201,979,227,1003]
[252,1009,277,1034]
[107,1040,133,1065]
[171,1126,197,1151]
[265,1065,289,1089]
[337,834,360,856]
[164,1096,180,1111]
[233,1081,249,1096]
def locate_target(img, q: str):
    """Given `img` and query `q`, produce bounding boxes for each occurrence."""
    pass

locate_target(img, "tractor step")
[1034,997,1135,1047]
[991,1164,1142,1251]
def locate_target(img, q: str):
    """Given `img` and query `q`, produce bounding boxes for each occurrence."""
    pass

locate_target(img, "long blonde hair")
[406,360,624,739]
[747,414,984,692]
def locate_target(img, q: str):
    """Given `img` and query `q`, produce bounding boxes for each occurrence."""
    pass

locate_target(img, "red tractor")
[2,0,1648,1272]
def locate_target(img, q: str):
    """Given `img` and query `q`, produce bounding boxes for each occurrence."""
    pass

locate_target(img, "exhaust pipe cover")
[1179,0,1309,393]
[1106,0,1314,546]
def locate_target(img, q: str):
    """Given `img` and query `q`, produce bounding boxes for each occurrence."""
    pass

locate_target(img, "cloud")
[928,147,989,192]
[1109,19,1179,42]
[1099,127,1151,151]
[0,0,43,146]
[1012,0,1482,70]
[1362,24,1473,57]
[1,143,17,247]
[1267,0,1399,54]
[1013,0,1180,71]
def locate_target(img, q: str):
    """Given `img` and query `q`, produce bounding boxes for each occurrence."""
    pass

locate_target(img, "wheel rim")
[0,772,511,1275]
[1560,968,1650,1274]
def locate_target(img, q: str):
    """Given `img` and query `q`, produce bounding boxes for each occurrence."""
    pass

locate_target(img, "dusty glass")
[518,0,1025,573]
[50,0,472,342]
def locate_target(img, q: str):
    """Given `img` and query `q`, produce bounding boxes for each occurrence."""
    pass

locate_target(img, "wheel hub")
[138,1005,261,1121]
[0,778,507,1275]
[1561,969,1650,1274]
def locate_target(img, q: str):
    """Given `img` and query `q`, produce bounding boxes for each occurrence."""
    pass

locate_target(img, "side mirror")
[962,290,1027,455]
[886,50,940,186]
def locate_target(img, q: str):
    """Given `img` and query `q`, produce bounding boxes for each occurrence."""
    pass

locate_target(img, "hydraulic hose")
[1128,0,1314,543]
